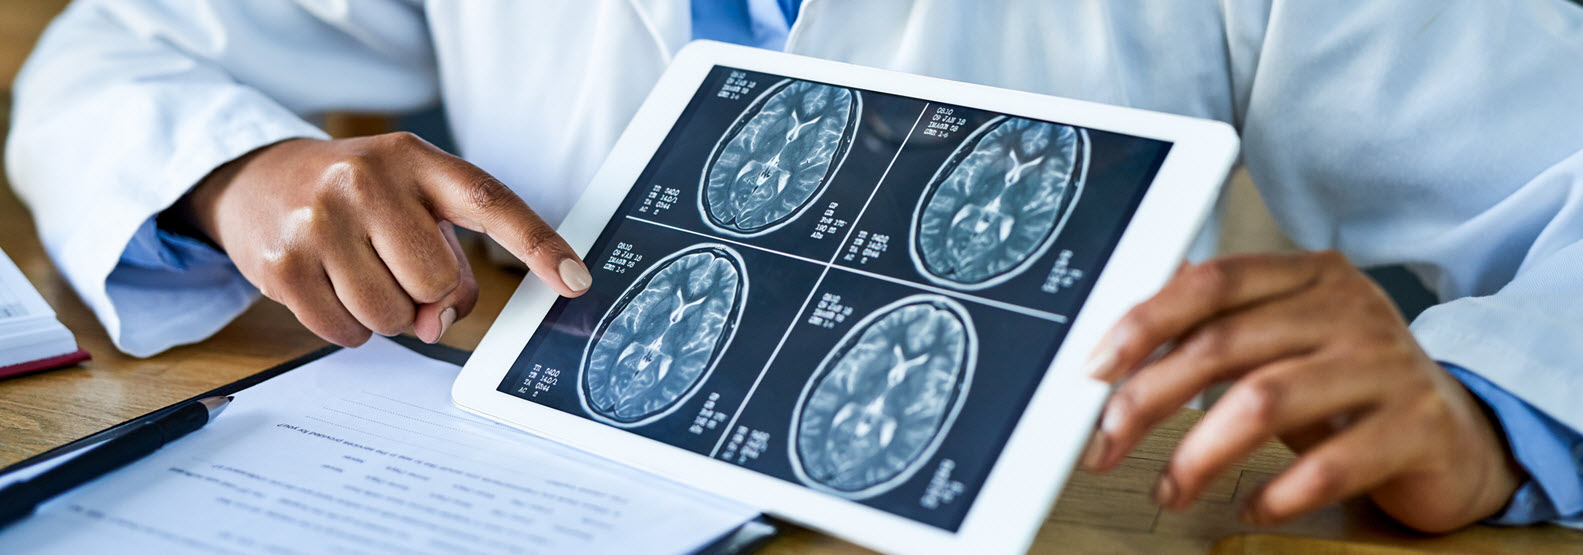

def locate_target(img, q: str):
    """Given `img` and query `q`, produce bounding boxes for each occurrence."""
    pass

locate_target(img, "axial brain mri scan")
[791,296,976,497]
[701,79,860,236]
[913,117,1087,289]
[580,244,747,426]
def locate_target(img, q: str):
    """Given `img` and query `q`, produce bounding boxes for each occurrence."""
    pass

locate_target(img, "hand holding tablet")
[454,42,1238,554]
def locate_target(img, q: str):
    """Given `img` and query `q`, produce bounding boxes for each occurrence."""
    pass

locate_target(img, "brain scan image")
[790,295,976,498]
[579,244,747,427]
[700,79,860,237]
[911,116,1088,289]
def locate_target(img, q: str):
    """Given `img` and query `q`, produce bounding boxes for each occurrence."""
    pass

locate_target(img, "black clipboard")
[0,336,777,555]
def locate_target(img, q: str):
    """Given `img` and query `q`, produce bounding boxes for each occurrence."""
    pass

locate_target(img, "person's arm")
[6,0,587,356]
[1079,252,1525,532]
[1079,153,1583,532]
[1079,139,1583,535]
[5,0,431,355]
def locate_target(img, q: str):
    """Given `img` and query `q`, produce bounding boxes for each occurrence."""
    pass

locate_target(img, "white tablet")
[454,41,1237,554]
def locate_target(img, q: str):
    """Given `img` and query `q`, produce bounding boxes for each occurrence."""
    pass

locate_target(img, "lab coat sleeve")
[1407,148,1583,439]
[4,0,439,356]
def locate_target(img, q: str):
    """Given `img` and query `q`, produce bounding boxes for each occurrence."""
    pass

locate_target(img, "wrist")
[160,182,222,250]
[172,138,317,250]
[1464,385,1527,521]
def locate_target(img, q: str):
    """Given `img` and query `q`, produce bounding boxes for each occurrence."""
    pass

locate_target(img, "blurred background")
[2,1,70,94]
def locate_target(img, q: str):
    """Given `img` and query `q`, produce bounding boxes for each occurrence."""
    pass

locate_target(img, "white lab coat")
[7,1,1583,435]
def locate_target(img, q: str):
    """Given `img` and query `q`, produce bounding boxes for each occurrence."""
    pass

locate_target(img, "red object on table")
[0,349,90,380]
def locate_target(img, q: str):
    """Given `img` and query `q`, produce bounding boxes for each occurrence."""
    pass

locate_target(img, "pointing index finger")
[421,156,591,297]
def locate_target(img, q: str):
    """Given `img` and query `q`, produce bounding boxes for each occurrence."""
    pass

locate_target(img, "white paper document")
[0,337,758,554]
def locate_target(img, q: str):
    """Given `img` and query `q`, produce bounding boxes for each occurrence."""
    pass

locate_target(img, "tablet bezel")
[454,41,1238,555]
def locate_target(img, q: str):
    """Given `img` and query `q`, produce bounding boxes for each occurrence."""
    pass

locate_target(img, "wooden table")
[2,157,1579,555]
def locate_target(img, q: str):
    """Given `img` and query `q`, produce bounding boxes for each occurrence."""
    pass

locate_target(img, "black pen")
[0,395,232,528]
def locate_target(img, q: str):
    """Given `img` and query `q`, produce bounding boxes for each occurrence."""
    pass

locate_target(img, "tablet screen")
[497,65,1171,531]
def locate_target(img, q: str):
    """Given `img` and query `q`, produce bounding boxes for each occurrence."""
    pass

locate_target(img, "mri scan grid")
[501,65,1174,532]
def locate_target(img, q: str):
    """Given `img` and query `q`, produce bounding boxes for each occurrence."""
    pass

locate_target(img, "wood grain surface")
[2,105,1579,553]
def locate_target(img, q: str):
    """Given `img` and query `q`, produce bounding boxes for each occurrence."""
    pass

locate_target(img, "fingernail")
[1083,346,1118,381]
[434,307,456,344]
[559,258,592,292]
[1153,475,1178,507]
[1081,433,1109,471]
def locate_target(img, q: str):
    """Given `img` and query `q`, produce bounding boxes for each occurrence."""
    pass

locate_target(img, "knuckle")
[1106,388,1141,434]
[337,326,373,348]
[365,319,404,339]
[1170,456,1216,490]
[1117,306,1160,348]
[1410,392,1453,425]
[1186,260,1238,305]
[1231,376,1284,423]
[1185,321,1234,361]
[381,131,425,148]
[282,208,333,245]
[1362,325,1406,352]
[306,313,370,347]
[320,155,384,202]
[463,175,516,215]
[451,275,481,317]
[262,250,314,283]
[1314,251,1360,287]
[1108,382,1172,437]
[370,322,405,338]
[412,272,460,304]
[1340,274,1383,302]
[1338,288,1377,316]
[456,271,480,299]
[1353,328,1415,367]
[520,224,564,260]
[370,304,415,337]
[1299,459,1347,500]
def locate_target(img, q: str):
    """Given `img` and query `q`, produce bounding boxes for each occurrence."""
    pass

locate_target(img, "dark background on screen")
[500,66,1171,531]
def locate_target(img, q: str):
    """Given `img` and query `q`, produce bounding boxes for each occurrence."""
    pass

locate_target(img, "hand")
[174,132,591,346]
[1080,251,1522,532]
